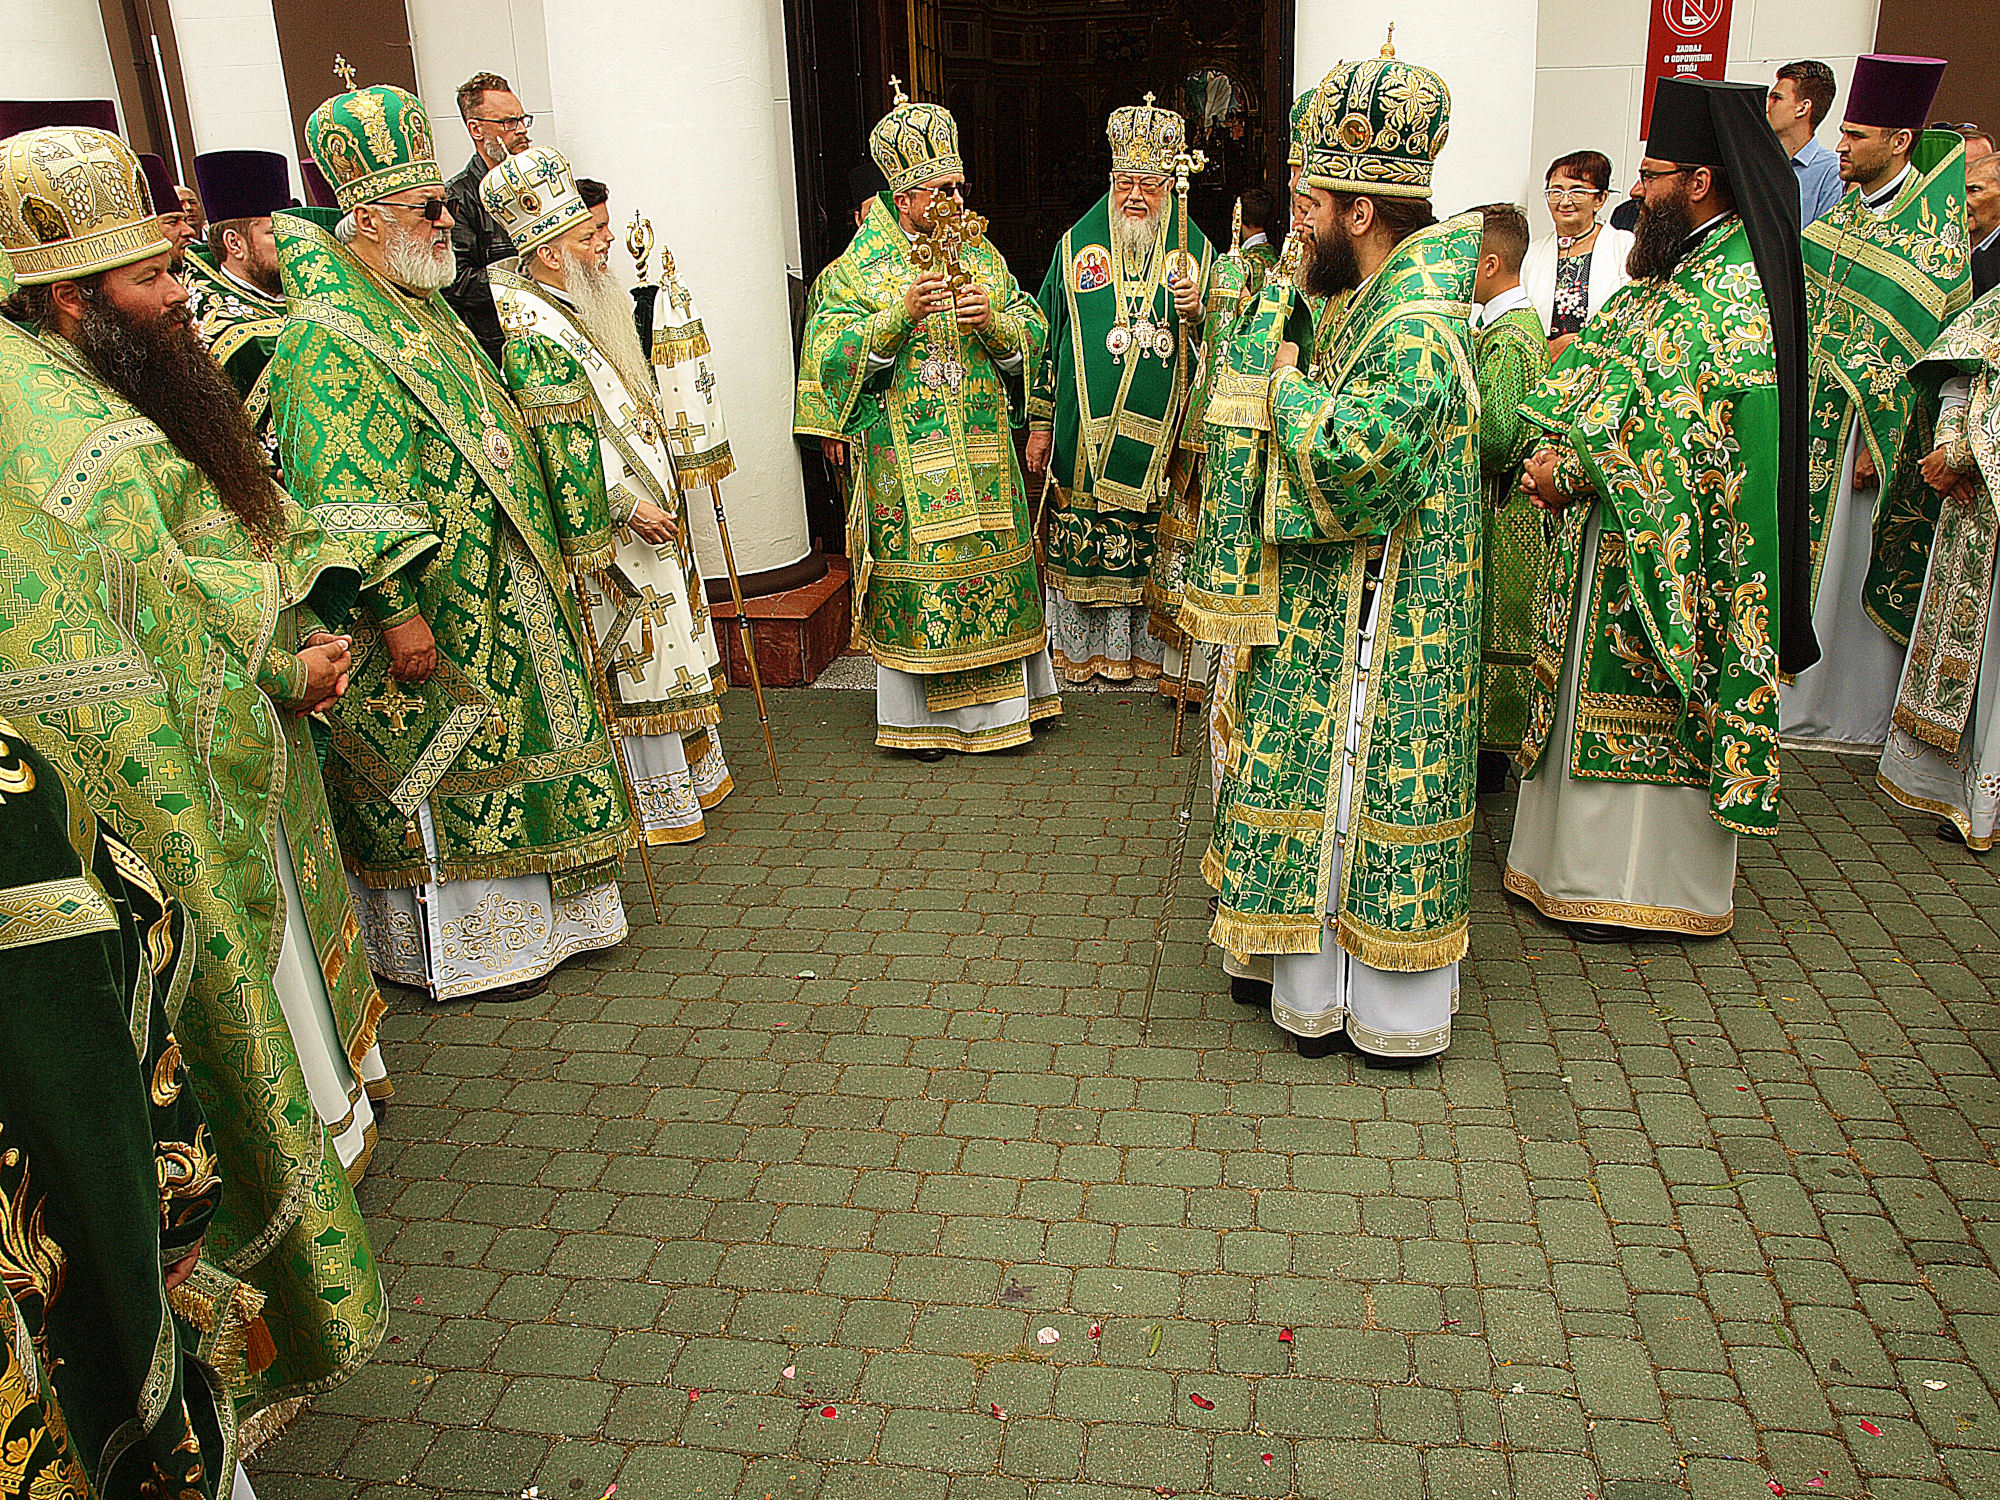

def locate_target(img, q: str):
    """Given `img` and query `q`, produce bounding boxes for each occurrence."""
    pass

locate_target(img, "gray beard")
[1111,206,1163,271]
[562,249,656,411]
[385,223,455,292]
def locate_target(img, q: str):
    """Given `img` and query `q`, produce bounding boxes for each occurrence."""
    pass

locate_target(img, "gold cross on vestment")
[1404,603,1452,678]
[610,640,648,686]
[695,363,718,401]
[666,411,708,450]
[367,678,418,735]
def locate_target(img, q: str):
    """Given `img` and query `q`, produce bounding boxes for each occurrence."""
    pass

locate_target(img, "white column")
[541,0,812,577]
[1296,0,1541,219]
[0,0,118,113]
[165,0,298,193]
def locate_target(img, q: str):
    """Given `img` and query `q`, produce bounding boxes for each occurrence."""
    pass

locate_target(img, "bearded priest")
[1509,76,1818,940]
[1027,98,1212,692]
[184,148,293,471]
[1202,42,1481,1062]
[269,79,634,1003]
[802,84,1055,758]
[485,148,733,842]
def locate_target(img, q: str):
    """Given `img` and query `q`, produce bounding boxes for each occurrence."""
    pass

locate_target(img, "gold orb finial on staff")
[626,212,654,285]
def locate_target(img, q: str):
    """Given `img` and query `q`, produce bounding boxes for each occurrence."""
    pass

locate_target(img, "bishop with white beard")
[1027,99,1212,693]
[484,147,733,843]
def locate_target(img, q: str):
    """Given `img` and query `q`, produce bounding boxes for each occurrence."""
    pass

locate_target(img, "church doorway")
[785,0,1296,294]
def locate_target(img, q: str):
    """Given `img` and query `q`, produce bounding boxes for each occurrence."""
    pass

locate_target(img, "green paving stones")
[250,693,2000,1498]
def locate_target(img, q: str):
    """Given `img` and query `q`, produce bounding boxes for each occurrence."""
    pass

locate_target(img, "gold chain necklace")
[362,256,518,473]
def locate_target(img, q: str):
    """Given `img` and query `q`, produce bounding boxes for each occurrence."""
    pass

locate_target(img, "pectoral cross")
[666,411,708,452]
[367,678,418,736]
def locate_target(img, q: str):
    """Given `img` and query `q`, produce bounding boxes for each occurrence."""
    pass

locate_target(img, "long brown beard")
[1302,218,1360,297]
[69,294,281,537]
[1626,183,1697,282]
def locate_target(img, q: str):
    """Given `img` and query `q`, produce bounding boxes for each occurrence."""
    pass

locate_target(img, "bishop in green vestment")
[802,86,1056,756]
[1201,44,1481,1061]
[184,150,295,473]
[0,130,386,1435]
[1027,99,1212,691]
[1468,204,1552,789]
[1509,77,1817,940]
[1784,55,1972,750]
[269,82,634,1001]
[0,725,264,1500]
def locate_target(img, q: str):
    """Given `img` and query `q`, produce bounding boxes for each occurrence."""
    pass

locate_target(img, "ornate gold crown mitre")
[0,126,170,285]
[306,67,442,213]
[868,78,962,194]
[481,145,591,254]
[1297,29,1451,200]
[1107,94,1186,177]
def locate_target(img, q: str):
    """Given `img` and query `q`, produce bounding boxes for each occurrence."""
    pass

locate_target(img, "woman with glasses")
[1520,150,1633,358]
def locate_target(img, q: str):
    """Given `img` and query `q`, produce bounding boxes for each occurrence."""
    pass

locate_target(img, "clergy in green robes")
[0,724,262,1500]
[1509,76,1817,940]
[1201,43,1481,1061]
[1784,55,1972,751]
[802,85,1056,757]
[184,150,294,474]
[1878,284,2000,847]
[268,80,634,1001]
[1028,99,1212,691]
[1468,203,1552,791]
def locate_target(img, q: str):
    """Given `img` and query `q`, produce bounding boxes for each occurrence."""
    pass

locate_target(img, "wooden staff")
[706,482,782,789]
[570,565,665,924]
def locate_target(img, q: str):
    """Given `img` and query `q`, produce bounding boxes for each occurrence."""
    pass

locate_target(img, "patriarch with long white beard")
[484,148,735,845]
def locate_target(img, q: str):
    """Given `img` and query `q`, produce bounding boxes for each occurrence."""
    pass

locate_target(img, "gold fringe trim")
[563,537,617,574]
[1046,573,1150,607]
[235,1395,309,1461]
[612,700,724,737]
[1201,843,1225,891]
[1208,905,1326,956]
[652,325,712,365]
[1178,595,1279,648]
[1205,394,1271,432]
[867,629,1050,678]
[168,1264,269,1390]
[1052,650,1163,686]
[672,449,738,490]
[346,824,635,891]
[1875,768,1998,851]
[1891,699,1962,754]
[518,396,597,429]
[1502,865,1734,935]
[1334,912,1469,973]
[344,986,388,1078]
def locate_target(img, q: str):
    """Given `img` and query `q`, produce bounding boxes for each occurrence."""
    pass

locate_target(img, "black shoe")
[1939,821,1968,845]
[1563,920,1630,944]
[912,747,947,763]
[1360,1050,1428,1070]
[465,975,550,1004]
[1477,750,1510,796]
[1295,1032,1339,1059]
[1230,975,1272,1007]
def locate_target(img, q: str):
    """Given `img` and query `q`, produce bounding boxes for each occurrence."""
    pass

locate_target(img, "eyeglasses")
[1112,174,1168,194]
[1543,187,1605,205]
[378,195,449,222]
[1635,166,1696,182]
[470,113,534,130]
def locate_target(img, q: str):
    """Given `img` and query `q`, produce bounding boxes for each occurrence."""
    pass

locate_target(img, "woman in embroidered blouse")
[1521,149,1633,360]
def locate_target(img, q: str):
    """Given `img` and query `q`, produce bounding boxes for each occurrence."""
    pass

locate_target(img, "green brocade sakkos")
[1201,215,1485,970]
[1517,218,1787,838]
[268,209,631,892]
[1475,303,1552,752]
[0,728,242,1500]
[1031,194,1212,605]
[1802,130,1973,646]
[803,193,1050,686]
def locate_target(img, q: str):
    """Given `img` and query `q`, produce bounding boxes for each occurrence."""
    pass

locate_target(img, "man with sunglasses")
[269,78,636,1004]
[443,70,535,367]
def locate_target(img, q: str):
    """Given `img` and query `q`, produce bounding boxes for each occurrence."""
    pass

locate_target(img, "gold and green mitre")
[868,78,962,191]
[304,60,442,211]
[0,124,171,283]
[480,143,592,253]
[1298,28,1451,199]
[1107,94,1186,176]
[1286,87,1318,171]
